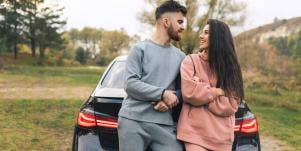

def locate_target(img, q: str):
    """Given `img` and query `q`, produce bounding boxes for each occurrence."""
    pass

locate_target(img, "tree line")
[65,27,136,65]
[0,0,246,66]
[0,0,136,66]
[138,0,246,54]
[0,0,65,59]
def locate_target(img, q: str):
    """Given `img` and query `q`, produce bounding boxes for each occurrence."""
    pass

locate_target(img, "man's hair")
[155,0,187,20]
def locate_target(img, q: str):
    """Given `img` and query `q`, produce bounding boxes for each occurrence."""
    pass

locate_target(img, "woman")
[177,19,244,151]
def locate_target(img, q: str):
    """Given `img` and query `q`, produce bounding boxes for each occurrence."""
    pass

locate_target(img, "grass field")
[0,99,82,150]
[245,86,301,150]
[0,65,104,150]
[0,65,300,150]
[1,65,105,86]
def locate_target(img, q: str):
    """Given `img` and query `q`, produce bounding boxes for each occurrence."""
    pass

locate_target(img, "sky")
[46,0,301,38]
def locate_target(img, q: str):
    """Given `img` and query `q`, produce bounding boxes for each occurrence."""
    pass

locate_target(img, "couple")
[118,1,243,151]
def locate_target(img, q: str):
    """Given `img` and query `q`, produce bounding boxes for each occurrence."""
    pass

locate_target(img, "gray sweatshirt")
[118,39,186,125]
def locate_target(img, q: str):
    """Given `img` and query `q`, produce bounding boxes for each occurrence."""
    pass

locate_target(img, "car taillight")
[77,112,96,127]
[96,116,118,128]
[77,112,118,128]
[234,118,259,133]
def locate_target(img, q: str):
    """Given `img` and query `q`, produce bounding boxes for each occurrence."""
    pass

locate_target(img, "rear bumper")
[233,134,260,151]
[235,144,259,151]
[72,126,118,151]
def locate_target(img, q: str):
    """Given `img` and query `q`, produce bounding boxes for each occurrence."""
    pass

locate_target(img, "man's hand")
[152,101,169,112]
[162,90,179,108]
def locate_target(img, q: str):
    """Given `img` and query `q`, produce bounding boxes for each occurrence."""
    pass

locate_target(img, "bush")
[75,47,87,65]
[95,55,114,66]
[62,49,73,60]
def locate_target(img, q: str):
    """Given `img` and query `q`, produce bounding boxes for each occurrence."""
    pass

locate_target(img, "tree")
[138,0,247,54]
[0,0,24,59]
[68,28,80,44]
[67,27,103,59]
[99,29,131,58]
[0,37,7,54]
[66,28,132,65]
[22,0,65,58]
[78,27,103,58]
[22,0,43,57]
[75,47,87,65]
[35,5,66,58]
[96,29,131,65]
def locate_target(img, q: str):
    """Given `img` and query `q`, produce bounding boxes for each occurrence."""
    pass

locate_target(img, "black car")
[72,56,260,151]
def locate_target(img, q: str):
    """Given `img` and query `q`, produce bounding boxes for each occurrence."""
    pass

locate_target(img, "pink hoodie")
[177,53,239,151]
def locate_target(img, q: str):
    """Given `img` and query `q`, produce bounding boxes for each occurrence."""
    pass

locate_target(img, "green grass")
[245,86,301,110]
[245,85,301,150]
[1,65,105,86]
[0,99,83,150]
[0,64,300,150]
[0,65,105,150]
[250,105,301,150]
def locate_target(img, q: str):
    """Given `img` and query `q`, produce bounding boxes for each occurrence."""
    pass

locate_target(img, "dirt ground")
[0,80,94,100]
[261,136,295,151]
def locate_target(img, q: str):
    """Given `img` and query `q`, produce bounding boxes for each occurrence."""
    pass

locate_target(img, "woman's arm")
[180,56,219,106]
[207,95,239,117]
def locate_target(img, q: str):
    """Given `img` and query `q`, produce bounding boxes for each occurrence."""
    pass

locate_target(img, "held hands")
[162,90,179,108]
[152,90,179,112]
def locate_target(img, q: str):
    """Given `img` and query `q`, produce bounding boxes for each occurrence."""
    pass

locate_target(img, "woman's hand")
[216,88,225,96]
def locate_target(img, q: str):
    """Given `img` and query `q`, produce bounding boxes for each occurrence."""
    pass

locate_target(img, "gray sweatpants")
[118,117,183,151]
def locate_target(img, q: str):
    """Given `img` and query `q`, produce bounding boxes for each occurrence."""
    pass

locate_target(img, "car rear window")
[101,61,126,89]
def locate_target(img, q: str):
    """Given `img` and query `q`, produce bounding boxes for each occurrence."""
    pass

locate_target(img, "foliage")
[75,47,88,65]
[269,30,301,58]
[68,27,103,59]
[138,0,247,54]
[1,1,134,66]
[98,29,131,61]
[0,0,24,58]
[0,0,66,59]
[0,37,7,54]
[67,28,132,65]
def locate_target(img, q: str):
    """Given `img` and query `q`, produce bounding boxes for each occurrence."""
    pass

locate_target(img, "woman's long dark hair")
[207,19,244,101]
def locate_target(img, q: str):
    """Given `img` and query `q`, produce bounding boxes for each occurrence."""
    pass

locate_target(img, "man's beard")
[167,25,181,41]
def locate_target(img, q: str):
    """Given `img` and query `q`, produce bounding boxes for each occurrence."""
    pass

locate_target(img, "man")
[118,1,187,151]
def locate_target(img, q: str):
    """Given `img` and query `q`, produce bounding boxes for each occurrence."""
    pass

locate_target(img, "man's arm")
[124,45,165,101]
